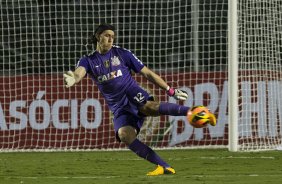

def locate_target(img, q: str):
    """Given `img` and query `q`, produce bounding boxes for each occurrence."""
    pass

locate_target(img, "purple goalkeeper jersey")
[76,45,145,116]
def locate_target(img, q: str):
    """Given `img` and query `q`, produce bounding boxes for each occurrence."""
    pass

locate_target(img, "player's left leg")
[126,83,189,117]
[139,101,189,117]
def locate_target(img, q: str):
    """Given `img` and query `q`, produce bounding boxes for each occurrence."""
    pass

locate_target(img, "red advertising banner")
[0,72,227,150]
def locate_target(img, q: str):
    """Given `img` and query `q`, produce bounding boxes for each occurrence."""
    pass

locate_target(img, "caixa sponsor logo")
[0,91,102,130]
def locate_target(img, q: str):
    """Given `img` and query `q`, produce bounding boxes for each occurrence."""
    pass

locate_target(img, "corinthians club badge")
[111,56,121,66]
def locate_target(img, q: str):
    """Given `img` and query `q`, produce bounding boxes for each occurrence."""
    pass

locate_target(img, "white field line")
[171,156,275,160]
[3,176,121,179]
[105,156,276,161]
[2,174,282,180]
[88,156,276,161]
[0,156,275,162]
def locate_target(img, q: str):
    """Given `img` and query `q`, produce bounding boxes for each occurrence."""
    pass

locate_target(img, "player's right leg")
[118,126,176,176]
[114,113,175,176]
[146,165,176,176]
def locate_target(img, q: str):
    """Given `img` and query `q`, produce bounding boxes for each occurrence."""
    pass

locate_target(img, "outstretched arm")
[140,66,188,100]
[63,66,86,88]
[140,66,169,91]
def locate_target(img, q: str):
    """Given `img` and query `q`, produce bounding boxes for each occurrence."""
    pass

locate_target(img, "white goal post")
[0,0,281,152]
[229,0,282,151]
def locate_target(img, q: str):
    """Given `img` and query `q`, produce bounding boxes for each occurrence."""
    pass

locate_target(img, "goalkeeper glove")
[166,86,188,101]
[63,71,76,88]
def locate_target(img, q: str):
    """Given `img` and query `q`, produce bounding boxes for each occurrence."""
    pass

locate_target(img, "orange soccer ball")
[187,105,216,128]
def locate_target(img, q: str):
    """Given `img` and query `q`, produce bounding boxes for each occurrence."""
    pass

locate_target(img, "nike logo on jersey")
[97,69,123,83]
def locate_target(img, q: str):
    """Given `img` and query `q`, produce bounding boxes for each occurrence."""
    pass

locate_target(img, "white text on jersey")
[97,69,123,83]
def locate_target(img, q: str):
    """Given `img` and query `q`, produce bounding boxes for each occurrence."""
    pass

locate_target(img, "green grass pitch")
[1,149,282,184]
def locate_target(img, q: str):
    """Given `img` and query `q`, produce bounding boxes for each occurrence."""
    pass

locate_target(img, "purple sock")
[128,139,170,168]
[159,102,189,116]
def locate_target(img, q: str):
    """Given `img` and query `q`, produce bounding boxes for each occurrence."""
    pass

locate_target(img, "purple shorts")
[113,112,145,142]
[113,85,153,142]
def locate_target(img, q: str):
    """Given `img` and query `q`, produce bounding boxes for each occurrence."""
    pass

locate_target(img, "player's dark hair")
[90,24,115,44]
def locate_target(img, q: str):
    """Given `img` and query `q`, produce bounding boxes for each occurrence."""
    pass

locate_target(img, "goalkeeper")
[64,24,189,176]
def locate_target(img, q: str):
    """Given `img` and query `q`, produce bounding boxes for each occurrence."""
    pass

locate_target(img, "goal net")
[0,0,280,151]
[234,0,282,151]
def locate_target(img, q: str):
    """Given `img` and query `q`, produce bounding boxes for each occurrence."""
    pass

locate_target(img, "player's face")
[98,30,115,53]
